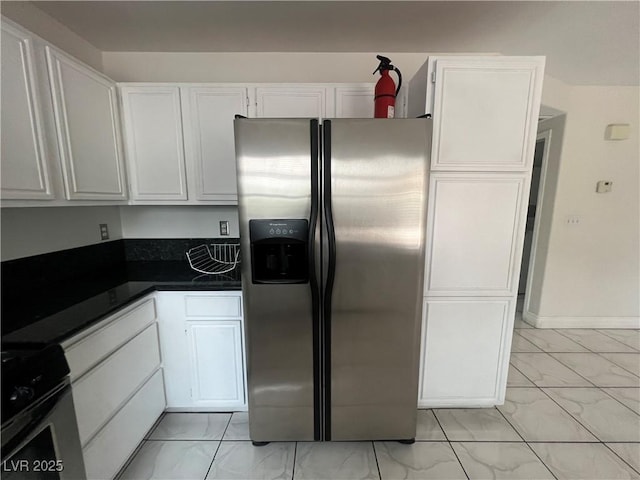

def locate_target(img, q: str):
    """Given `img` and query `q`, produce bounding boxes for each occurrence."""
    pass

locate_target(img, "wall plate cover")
[596,180,613,193]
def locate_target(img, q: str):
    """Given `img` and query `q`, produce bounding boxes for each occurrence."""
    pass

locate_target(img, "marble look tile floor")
[118,323,639,479]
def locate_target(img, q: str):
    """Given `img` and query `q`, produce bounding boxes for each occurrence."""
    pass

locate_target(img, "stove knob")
[9,386,35,406]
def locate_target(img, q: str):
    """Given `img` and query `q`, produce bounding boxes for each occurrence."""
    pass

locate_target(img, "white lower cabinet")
[418,298,514,407]
[83,370,165,480]
[62,296,165,480]
[73,324,161,445]
[156,291,247,411]
[187,321,245,407]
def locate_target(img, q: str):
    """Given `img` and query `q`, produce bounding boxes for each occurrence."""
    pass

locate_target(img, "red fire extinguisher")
[373,55,402,118]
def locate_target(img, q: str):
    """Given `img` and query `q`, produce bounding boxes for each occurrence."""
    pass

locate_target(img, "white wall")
[526,114,567,313]
[1,207,123,261]
[119,206,239,239]
[526,85,640,326]
[103,52,439,83]
[1,2,103,71]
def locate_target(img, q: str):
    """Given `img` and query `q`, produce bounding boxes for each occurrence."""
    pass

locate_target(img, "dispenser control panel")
[249,219,308,243]
[249,219,309,284]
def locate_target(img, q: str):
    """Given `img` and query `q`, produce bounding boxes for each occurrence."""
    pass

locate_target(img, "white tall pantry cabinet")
[410,56,545,407]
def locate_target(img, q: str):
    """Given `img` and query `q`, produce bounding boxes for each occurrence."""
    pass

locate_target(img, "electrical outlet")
[596,180,613,193]
[99,223,109,240]
[566,215,580,226]
[220,220,230,236]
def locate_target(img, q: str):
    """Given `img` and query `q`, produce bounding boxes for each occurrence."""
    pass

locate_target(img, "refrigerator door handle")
[308,119,322,440]
[322,119,336,440]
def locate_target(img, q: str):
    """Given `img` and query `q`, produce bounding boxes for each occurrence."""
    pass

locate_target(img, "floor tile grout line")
[291,441,297,480]
[511,331,545,352]
[554,328,640,362]
[495,402,559,480]
[203,413,233,479]
[509,360,540,386]
[507,384,638,447]
[594,385,640,417]
[553,329,608,355]
[432,410,470,480]
[601,442,640,476]
[535,386,603,442]
[517,328,587,353]
[511,351,597,388]
[594,352,640,379]
[543,352,602,387]
[596,329,640,352]
[371,441,382,480]
[547,350,639,388]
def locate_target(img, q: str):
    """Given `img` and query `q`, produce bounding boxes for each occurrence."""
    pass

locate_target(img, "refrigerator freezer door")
[235,119,319,441]
[326,119,431,440]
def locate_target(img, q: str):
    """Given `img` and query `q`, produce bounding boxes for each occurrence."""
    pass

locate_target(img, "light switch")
[604,124,630,141]
[596,180,613,193]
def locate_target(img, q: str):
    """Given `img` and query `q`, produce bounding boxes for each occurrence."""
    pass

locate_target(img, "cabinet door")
[335,86,374,118]
[430,56,544,171]
[1,22,53,200]
[418,298,513,407]
[120,86,188,201]
[186,321,245,408]
[46,47,127,200]
[183,87,247,201]
[424,173,527,297]
[256,86,329,118]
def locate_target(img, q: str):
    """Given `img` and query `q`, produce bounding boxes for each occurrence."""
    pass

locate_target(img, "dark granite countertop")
[2,260,241,347]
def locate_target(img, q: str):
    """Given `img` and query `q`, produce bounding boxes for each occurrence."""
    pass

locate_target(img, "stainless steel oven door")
[1,381,86,480]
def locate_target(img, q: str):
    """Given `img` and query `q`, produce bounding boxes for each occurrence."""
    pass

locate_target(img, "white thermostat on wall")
[596,180,613,193]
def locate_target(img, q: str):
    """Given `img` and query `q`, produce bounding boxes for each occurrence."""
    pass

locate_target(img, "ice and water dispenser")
[249,219,309,284]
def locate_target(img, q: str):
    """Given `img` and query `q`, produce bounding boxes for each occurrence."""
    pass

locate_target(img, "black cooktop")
[1,344,70,422]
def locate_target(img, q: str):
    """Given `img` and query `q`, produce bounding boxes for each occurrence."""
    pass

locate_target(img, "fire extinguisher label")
[387,106,395,118]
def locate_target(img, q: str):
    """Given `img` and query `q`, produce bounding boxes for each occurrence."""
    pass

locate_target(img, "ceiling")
[29,1,640,85]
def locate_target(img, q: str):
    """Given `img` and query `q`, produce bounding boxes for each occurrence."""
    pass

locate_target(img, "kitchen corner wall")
[119,206,239,239]
[0,207,123,261]
[0,1,103,71]
[0,205,238,261]
[530,81,640,326]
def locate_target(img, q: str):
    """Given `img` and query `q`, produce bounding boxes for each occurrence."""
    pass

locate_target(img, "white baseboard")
[523,311,640,329]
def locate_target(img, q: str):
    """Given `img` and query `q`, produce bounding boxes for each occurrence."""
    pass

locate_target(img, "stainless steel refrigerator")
[235,118,432,443]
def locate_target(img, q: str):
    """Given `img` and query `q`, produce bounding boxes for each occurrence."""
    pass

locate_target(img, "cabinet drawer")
[64,298,156,381]
[184,293,241,318]
[83,369,165,480]
[73,323,161,446]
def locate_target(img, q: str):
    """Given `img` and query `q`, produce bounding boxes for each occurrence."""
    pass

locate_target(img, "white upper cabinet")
[120,86,188,201]
[334,85,375,118]
[1,21,53,200]
[256,86,331,118]
[182,86,247,201]
[409,56,544,171]
[46,46,127,200]
[424,173,527,297]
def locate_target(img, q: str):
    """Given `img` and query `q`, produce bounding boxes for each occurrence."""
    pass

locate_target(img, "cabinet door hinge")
[431,71,436,83]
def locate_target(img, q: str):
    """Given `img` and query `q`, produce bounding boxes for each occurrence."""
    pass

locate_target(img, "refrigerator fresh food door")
[235,119,320,441]
[324,119,432,440]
